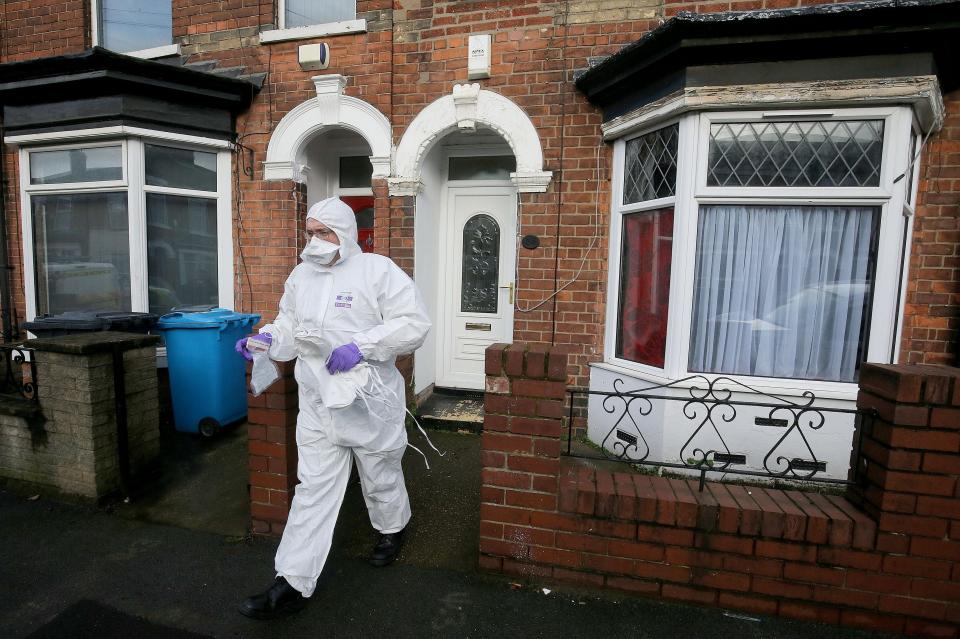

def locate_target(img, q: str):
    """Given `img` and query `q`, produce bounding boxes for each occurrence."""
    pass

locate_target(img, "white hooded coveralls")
[261,197,431,597]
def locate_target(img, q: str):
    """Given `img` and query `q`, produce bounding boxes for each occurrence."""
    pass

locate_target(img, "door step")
[415,390,484,433]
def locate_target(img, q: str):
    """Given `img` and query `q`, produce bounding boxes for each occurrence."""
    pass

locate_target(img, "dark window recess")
[449,156,516,181]
[339,156,373,189]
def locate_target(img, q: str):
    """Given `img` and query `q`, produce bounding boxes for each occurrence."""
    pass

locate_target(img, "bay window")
[21,137,233,322]
[606,107,917,391]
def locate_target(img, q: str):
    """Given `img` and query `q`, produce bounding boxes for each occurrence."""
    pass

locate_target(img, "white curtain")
[688,205,877,382]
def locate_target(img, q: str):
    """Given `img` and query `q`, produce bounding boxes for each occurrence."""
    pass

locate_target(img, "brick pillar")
[247,360,298,535]
[20,333,161,500]
[855,363,960,568]
[480,343,568,573]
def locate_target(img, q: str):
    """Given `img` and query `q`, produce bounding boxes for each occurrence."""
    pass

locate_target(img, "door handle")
[499,282,514,304]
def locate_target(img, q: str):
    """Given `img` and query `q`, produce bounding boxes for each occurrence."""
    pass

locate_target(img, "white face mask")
[300,236,340,267]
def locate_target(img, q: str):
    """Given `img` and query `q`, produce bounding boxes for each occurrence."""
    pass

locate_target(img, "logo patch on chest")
[334,291,354,309]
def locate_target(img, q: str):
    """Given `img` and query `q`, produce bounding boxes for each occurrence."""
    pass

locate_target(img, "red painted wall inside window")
[617,208,674,368]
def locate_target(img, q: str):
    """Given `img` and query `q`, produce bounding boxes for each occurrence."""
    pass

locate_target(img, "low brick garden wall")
[0,332,161,500]
[480,343,960,638]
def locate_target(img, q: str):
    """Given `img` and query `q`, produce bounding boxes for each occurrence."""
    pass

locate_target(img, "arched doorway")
[263,74,390,253]
[392,85,552,393]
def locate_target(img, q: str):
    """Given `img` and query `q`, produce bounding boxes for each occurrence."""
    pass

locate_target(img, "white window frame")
[19,133,234,325]
[259,0,365,44]
[602,105,917,399]
[90,0,180,59]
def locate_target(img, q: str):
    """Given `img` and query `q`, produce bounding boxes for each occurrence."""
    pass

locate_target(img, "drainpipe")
[0,119,15,343]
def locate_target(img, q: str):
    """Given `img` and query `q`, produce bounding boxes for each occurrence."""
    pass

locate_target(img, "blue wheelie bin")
[156,307,260,436]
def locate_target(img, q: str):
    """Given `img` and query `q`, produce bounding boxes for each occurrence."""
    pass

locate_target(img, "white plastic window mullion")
[669,114,703,380]
[603,139,626,363]
[19,148,38,326]
[127,138,149,313]
[91,0,101,47]
[216,150,235,312]
[867,108,913,366]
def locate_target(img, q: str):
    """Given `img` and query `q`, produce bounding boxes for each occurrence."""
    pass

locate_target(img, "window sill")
[259,19,366,44]
[589,360,860,403]
[123,43,182,60]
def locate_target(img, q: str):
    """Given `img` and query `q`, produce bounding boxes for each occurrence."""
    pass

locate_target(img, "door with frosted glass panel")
[438,188,516,389]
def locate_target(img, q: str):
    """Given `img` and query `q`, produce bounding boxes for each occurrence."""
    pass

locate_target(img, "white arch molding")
[389,84,552,195]
[264,74,392,182]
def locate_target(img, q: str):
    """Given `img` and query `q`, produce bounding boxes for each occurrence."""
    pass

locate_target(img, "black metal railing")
[566,375,868,491]
[0,345,37,402]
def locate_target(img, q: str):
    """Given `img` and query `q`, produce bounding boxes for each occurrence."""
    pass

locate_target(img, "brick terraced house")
[0,0,959,631]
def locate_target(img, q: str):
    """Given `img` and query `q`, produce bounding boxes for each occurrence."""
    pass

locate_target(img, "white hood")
[305,196,362,267]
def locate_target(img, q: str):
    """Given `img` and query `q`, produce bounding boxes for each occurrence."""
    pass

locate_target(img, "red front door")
[340,196,375,253]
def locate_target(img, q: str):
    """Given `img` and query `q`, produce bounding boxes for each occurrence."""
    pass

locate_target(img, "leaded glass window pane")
[708,120,884,188]
[461,214,500,314]
[623,124,678,204]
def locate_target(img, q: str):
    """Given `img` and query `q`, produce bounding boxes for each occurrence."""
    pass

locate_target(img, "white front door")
[436,186,516,389]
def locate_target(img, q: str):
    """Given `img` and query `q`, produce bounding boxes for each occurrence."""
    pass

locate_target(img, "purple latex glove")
[234,333,272,361]
[234,337,253,361]
[326,342,363,374]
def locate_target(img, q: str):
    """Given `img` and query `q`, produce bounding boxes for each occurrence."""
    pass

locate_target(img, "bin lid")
[95,311,158,320]
[156,307,260,330]
[24,311,107,331]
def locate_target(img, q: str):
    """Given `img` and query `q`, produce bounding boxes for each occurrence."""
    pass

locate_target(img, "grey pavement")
[0,426,901,639]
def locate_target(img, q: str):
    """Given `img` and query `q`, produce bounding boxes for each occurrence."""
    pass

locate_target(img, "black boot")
[239,576,308,620]
[369,529,405,567]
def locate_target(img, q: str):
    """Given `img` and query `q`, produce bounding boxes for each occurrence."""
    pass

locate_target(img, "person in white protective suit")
[236,196,431,620]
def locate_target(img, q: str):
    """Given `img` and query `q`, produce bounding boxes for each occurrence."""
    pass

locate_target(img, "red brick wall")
[247,360,299,535]
[172,0,271,38]
[901,91,960,366]
[0,148,26,338]
[0,0,88,62]
[481,344,960,638]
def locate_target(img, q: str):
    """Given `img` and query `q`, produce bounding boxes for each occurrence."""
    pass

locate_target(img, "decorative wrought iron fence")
[566,375,868,491]
[0,345,37,402]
